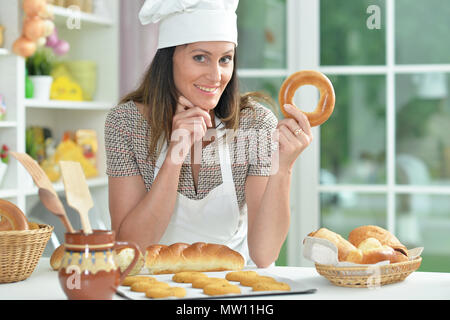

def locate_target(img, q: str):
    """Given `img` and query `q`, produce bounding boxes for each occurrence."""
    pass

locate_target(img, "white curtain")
[119,0,159,98]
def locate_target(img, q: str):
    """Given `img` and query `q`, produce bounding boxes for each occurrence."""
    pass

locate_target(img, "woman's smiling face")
[172,41,235,112]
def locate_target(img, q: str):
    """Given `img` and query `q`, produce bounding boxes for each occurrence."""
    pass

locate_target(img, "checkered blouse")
[105,100,278,210]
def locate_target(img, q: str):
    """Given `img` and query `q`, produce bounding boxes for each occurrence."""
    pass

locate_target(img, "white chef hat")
[139,0,239,49]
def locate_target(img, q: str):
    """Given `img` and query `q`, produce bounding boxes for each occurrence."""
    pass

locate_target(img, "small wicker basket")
[0,224,53,283]
[315,257,422,288]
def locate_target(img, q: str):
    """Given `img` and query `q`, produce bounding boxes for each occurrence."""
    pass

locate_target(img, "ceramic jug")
[58,230,140,300]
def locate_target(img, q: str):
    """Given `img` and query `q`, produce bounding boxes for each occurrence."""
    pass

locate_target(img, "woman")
[105,0,313,268]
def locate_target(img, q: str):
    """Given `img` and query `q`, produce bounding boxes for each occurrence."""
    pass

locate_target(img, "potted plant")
[0,144,9,187]
[26,47,54,100]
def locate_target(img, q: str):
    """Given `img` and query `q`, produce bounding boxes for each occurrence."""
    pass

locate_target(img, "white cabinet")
[0,0,119,247]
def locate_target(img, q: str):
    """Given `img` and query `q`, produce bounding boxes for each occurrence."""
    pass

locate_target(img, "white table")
[1,258,449,300]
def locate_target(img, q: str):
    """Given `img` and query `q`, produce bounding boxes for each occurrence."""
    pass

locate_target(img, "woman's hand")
[273,103,313,173]
[168,96,212,164]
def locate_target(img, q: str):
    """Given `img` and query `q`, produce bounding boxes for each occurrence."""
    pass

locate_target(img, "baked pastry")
[28,221,40,230]
[0,199,29,231]
[172,271,207,283]
[122,276,157,287]
[345,237,408,264]
[143,242,244,274]
[50,244,65,271]
[279,70,335,127]
[115,246,146,276]
[348,225,408,256]
[203,283,241,296]
[239,275,278,287]
[145,287,187,299]
[225,270,259,282]
[0,217,11,231]
[130,281,169,292]
[192,277,230,289]
[252,281,291,292]
[307,228,357,261]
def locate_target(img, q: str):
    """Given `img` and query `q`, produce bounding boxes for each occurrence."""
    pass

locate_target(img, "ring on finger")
[294,128,303,136]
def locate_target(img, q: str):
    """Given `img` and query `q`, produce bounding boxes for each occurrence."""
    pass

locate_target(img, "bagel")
[0,199,29,231]
[279,70,335,127]
[0,217,11,231]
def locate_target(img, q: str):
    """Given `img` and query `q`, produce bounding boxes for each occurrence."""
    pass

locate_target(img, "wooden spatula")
[59,161,93,235]
[10,151,75,233]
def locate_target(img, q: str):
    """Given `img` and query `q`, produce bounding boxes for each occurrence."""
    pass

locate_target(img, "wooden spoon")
[59,161,93,235]
[10,151,75,233]
[38,188,75,233]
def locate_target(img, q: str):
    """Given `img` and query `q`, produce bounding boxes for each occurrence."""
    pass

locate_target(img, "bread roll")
[307,228,357,261]
[345,237,409,264]
[115,247,145,276]
[345,248,364,264]
[348,225,408,256]
[50,244,65,271]
[28,221,41,230]
[143,242,244,275]
[0,199,29,231]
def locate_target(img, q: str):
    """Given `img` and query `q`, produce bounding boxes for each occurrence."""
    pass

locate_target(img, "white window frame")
[238,0,450,266]
[282,0,450,267]
[238,0,322,267]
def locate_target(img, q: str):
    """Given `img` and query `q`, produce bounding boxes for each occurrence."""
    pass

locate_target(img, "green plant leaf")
[25,48,54,76]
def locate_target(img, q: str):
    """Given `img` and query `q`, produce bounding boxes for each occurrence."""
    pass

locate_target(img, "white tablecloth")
[1,258,449,300]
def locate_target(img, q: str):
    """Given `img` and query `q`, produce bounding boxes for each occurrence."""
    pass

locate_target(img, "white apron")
[153,117,253,266]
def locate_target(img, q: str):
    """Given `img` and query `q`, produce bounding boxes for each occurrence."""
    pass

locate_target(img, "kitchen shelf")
[25,99,113,111]
[24,175,108,196]
[0,176,108,198]
[0,121,17,128]
[0,0,118,234]
[0,188,19,198]
[52,5,113,27]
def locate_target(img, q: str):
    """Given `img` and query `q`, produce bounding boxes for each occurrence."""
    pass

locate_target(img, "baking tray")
[116,270,317,300]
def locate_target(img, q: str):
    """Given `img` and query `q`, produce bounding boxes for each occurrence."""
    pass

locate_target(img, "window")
[238,0,450,271]
[319,0,450,272]
[236,0,288,265]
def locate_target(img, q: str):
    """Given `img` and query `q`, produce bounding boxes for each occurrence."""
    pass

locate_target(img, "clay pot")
[58,230,140,300]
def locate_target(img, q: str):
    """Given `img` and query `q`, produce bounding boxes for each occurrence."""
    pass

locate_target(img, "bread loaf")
[345,237,409,264]
[115,247,145,276]
[143,242,245,274]
[307,228,357,261]
[348,225,408,256]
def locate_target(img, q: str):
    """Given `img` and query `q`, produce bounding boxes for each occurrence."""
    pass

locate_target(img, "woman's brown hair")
[120,46,277,161]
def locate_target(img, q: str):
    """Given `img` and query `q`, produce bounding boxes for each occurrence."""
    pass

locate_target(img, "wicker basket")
[315,257,422,288]
[0,224,53,283]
